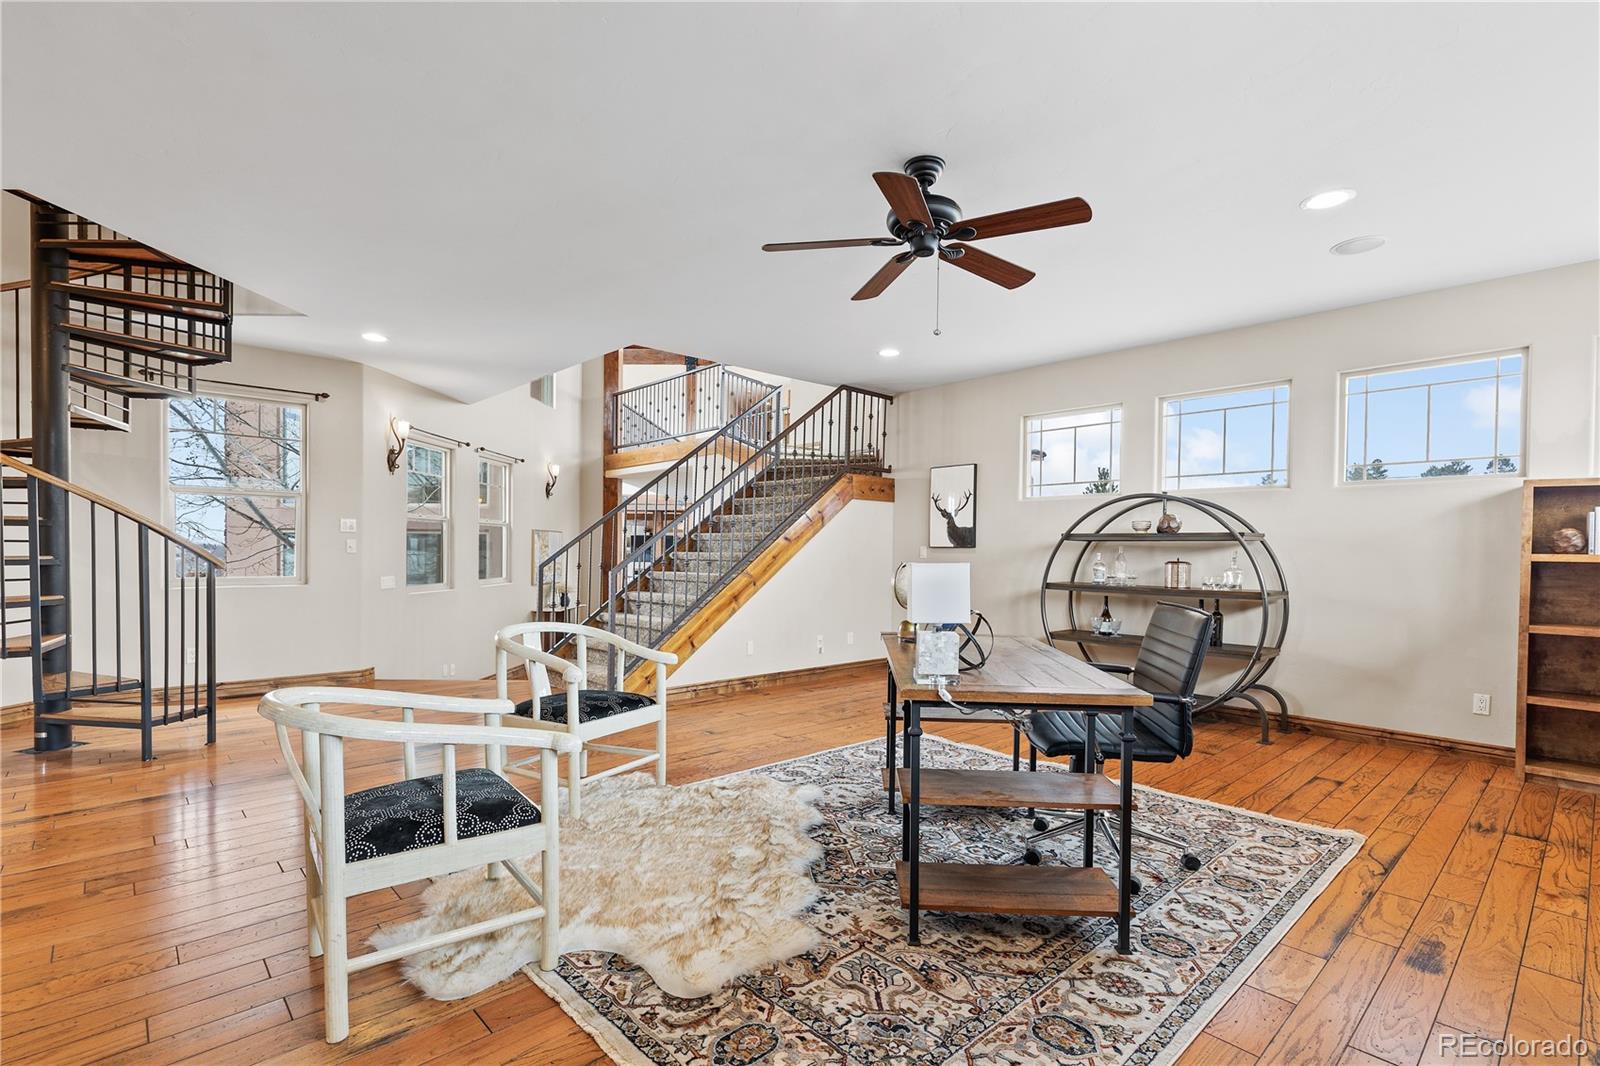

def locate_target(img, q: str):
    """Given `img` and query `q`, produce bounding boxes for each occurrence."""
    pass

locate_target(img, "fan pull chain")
[933,253,942,337]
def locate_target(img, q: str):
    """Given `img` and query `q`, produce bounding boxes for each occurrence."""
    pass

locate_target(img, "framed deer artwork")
[929,464,977,548]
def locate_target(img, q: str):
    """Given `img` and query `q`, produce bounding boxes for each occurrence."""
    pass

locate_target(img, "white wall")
[665,499,894,688]
[890,262,1600,748]
[1,340,586,697]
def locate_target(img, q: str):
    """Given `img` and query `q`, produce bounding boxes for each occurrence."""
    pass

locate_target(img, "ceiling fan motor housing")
[888,193,963,255]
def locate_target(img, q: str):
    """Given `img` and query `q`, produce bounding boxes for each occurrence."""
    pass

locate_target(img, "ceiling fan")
[761,155,1091,301]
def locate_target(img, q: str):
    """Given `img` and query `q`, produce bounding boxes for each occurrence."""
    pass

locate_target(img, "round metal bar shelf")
[1039,492,1290,743]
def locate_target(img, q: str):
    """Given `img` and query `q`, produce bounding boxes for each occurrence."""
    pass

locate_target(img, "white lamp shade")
[905,563,970,624]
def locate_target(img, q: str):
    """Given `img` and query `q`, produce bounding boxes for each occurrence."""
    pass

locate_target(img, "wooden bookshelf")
[1517,478,1600,787]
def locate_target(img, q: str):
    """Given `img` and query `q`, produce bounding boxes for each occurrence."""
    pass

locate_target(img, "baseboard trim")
[670,659,880,701]
[1,666,376,724]
[1205,705,1514,764]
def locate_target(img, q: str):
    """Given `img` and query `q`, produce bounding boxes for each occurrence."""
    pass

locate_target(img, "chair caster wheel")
[1023,849,1042,865]
[1181,853,1202,871]
[1129,876,1143,895]
[1033,817,1050,832]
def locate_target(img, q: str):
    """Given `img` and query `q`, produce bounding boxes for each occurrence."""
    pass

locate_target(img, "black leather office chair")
[1023,602,1213,891]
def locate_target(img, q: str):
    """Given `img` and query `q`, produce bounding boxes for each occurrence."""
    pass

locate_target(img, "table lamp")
[904,563,970,684]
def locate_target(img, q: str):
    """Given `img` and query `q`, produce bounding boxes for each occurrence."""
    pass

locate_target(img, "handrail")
[0,454,223,566]
[562,381,784,553]
[616,384,886,576]
[612,361,717,406]
[1,262,123,292]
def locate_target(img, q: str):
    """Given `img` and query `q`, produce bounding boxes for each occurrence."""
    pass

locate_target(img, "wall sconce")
[545,462,561,498]
[386,417,411,474]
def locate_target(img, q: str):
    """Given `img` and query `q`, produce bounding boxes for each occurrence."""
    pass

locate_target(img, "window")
[1342,350,1524,482]
[477,458,510,583]
[1161,383,1290,490]
[1022,405,1121,496]
[531,374,556,408]
[405,441,450,588]
[168,394,304,581]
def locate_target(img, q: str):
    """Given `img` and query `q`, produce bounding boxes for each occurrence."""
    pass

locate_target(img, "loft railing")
[612,363,777,449]
[540,381,785,643]
[0,454,219,759]
[601,386,890,670]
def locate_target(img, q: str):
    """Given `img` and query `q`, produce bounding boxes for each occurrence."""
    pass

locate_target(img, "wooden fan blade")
[944,244,1035,289]
[762,238,899,252]
[958,197,1092,241]
[851,254,915,301]
[873,172,932,228]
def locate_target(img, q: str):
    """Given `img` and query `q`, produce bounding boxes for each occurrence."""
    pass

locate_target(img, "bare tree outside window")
[406,442,450,587]
[168,395,304,581]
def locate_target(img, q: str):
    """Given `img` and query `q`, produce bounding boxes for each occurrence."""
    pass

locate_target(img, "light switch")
[340,518,358,533]
[380,575,396,590]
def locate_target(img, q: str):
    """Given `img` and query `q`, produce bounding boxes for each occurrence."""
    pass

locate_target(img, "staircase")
[2,192,228,758]
[542,382,893,689]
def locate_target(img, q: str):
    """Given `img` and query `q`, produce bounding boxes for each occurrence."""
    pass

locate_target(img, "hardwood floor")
[2,666,1595,1065]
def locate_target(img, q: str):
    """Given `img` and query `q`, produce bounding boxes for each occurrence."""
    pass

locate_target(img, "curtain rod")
[475,445,526,464]
[409,426,471,448]
[195,377,330,402]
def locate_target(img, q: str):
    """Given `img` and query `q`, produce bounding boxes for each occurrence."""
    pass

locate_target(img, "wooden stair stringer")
[623,473,893,693]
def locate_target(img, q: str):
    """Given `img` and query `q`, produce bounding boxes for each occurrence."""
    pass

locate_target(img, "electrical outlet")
[1472,693,1492,716]
[340,518,358,533]
[919,545,929,559]
[816,635,824,654]
[185,648,196,665]
[745,639,755,656]
[380,575,396,589]
[345,538,358,554]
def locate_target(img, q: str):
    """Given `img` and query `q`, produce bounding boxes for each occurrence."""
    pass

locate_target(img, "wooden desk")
[881,634,1152,951]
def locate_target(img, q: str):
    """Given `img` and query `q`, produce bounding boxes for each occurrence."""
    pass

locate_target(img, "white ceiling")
[3,3,1596,402]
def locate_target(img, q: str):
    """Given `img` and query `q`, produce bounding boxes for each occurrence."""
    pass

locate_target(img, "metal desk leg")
[1083,712,1098,868]
[1117,709,1135,954]
[907,700,923,945]
[1012,727,1021,771]
[900,699,912,860]
[885,668,898,814]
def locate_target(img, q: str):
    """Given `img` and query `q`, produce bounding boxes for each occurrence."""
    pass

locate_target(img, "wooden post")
[601,349,621,574]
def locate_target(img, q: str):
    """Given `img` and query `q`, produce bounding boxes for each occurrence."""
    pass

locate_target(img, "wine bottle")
[1099,596,1113,634]
[1211,599,1224,646]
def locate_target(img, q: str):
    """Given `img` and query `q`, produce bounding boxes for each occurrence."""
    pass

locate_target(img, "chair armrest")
[270,686,517,718]
[495,634,585,685]
[259,691,583,753]
[1148,692,1196,711]
[1092,663,1135,676]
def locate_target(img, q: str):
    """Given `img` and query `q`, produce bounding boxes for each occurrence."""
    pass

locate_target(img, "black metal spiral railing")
[1,455,218,759]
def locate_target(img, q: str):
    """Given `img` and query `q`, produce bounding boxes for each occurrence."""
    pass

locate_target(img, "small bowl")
[1131,520,1153,534]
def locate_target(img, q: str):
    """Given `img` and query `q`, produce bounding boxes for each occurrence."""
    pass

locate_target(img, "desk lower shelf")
[896,767,1125,810]
[894,861,1120,918]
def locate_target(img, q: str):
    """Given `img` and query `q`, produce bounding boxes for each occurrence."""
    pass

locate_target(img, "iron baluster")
[137,527,153,762]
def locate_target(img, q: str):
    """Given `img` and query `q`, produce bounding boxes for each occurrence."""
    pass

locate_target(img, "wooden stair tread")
[4,633,65,655]
[3,593,64,606]
[3,554,55,564]
[51,281,229,321]
[69,405,131,432]
[36,239,191,267]
[894,861,1120,918]
[895,767,1125,810]
[62,322,226,364]
[67,364,192,399]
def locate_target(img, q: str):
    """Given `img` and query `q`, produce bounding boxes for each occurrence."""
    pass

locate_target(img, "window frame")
[1158,379,1292,493]
[1337,347,1528,487]
[476,456,512,585]
[1019,402,1125,500]
[165,389,307,586]
[404,438,452,591]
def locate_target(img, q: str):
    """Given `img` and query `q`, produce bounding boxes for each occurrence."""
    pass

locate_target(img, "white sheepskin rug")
[369,772,824,1001]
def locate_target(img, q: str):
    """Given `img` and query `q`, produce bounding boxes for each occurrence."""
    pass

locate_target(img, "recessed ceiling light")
[1301,188,1357,211]
[1330,235,1386,256]
[361,331,389,343]
[878,347,900,358]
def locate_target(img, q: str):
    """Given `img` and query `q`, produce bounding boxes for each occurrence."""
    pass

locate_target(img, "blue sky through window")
[1344,351,1522,481]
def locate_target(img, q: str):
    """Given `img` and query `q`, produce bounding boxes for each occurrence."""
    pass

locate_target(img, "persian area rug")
[531,735,1363,1066]
[371,773,825,1000]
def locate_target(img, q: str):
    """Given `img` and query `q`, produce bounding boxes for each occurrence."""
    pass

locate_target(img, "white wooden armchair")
[258,686,581,1044]
[494,622,677,816]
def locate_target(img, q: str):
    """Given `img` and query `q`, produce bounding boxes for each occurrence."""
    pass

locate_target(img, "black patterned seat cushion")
[513,689,655,725]
[343,768,540,863]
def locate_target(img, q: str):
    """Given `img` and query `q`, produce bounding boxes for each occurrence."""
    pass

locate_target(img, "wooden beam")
[621,347,700,367]
[623,474,894,691]
[601,350,621,573]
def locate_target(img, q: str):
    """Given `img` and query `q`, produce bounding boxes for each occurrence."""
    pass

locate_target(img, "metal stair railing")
[1,454,219,760]
[538,381,785,658]
[612,363,778,449]
[598,385,891,680]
